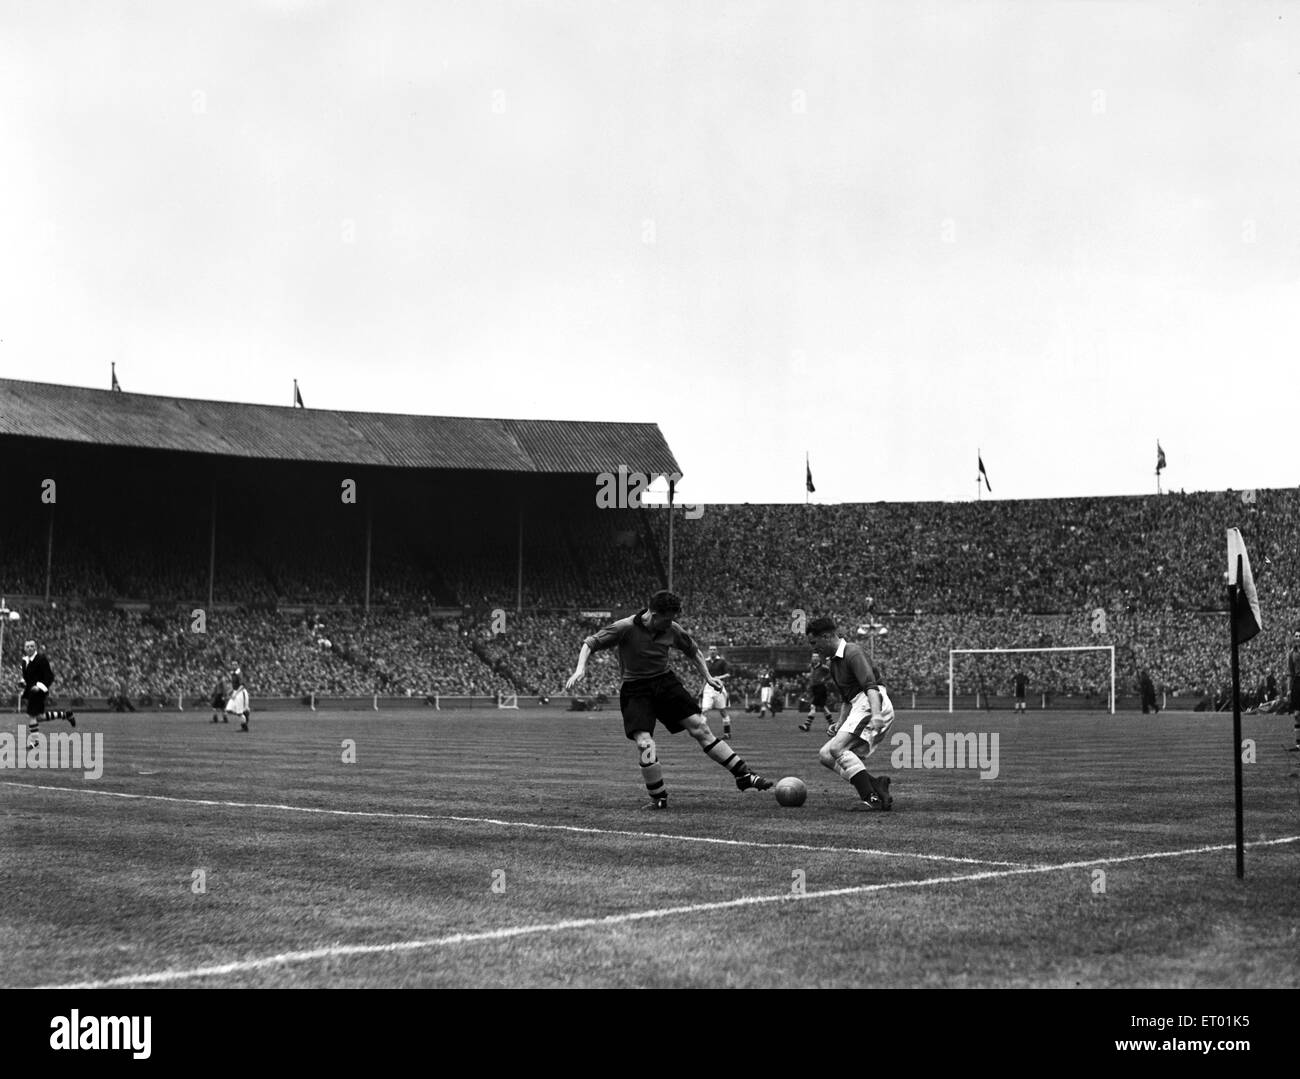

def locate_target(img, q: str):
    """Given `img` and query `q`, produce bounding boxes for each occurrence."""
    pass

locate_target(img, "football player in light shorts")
[700,645,732,738]
[225,668,251,732]
[757,670,775,717]
[805,616,895,810]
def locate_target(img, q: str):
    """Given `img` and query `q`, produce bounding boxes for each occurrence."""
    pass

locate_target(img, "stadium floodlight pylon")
[949,646,1115,714]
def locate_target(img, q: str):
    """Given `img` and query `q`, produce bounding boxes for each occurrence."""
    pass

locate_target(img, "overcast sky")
[2,1,1297,504]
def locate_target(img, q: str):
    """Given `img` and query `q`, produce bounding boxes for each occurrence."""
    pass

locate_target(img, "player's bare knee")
[818,743,838,769]
[684,715,709,741]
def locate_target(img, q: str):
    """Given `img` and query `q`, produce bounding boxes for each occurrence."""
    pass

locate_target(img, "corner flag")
[1225,526,1260,880]
[977,455,991,492]
[1227,528,1261,644]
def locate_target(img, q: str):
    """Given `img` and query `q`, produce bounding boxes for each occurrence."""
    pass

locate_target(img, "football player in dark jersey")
[806,618,895,810]
[798,652,835,734]
[565,591,773,808]
[701,645,733,738]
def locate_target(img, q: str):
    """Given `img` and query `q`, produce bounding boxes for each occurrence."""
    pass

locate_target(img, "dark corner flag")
[1226,527,1261,879]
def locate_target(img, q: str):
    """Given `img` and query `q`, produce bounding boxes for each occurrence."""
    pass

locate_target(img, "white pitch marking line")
[0,781,1027,867]
[38,835,1300,989]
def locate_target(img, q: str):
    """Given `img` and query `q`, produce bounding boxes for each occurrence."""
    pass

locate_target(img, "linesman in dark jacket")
[21,639,76,748]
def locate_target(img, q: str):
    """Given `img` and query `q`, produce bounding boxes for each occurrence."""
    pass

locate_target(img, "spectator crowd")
[2,486,1298,706]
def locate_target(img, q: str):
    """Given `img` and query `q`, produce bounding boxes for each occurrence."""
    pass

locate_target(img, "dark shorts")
[620,672,700,739]
[24,690,47,718]
[811,684,828,707]
[211,693,226,709]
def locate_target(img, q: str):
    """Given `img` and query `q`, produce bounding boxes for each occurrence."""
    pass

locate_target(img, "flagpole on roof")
[976,449,981,502]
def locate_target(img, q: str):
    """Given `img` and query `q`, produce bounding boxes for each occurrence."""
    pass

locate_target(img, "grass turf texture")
[1,709,1296,988]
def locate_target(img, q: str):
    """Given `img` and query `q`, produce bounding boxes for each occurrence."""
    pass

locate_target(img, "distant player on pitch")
[210,671,229,723]
[798,651,835,734]
[805,617,894,810]
[225,668,251,732]
[20,639,76,749]
[757,667,775,717]
[701,645,733,738]
[565,590,773,809]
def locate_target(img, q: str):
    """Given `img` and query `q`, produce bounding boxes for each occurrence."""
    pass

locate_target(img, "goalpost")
[949,646,1115,714]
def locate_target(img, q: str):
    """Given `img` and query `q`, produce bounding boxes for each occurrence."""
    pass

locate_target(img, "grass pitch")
[1,707,1296,988]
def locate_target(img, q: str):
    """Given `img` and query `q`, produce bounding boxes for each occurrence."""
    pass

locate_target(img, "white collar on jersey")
[834,638,847,658]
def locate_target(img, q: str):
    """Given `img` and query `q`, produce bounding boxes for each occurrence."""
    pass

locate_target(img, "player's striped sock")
[638,743,666,800]
[44,710,71,721]
[640,762,665,800]
[701,736,750,778]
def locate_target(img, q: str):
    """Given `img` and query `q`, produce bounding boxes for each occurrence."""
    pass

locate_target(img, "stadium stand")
[1,379,1297,708]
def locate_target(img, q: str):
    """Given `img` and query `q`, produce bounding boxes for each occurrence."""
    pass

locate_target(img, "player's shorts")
[211,693,226,709]
[759,686,773,704]
[811,684,828,708]
[620,672,699,739]
[701,685,729,712]
[837,686,896,756]
[23,690,47,718]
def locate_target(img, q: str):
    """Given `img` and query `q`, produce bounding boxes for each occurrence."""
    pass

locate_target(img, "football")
[774,776,807,807]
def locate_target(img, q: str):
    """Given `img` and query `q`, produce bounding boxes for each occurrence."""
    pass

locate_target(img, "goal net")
[948,646,1115,714]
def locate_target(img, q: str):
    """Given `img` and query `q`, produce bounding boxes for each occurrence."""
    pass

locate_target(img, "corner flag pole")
[1228,553,1245,879]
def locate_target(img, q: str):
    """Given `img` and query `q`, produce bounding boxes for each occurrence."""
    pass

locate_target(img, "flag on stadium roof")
[294,380,304,409]
[805,453,815,494]
[977,454,991,492]
[1227,528,1261,644]
[111,363,121,393]
[1156,441,1166,472]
